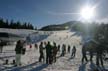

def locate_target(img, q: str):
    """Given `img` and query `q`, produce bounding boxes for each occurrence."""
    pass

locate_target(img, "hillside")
[0,30,108,71]
[40,21,81,31]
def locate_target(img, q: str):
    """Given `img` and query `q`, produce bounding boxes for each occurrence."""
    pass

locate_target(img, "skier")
[45,41,53,64]
[39,42,45,62]
[71,46,76,58]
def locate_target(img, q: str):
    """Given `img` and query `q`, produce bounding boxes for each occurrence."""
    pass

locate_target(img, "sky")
[0,0,108,28]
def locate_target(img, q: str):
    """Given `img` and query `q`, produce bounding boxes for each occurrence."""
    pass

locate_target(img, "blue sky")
[0,0,108,28]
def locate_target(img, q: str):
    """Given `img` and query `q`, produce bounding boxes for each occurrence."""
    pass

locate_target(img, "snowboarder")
[39,42,45,62]
[71,46,76,58]
[15,40,23,66]
[45,41,53,64]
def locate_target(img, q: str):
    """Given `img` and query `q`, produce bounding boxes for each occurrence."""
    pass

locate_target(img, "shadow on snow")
[30,64,48,71]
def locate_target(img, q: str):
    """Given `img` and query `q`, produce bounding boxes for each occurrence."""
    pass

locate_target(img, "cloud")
[47,11,79,16]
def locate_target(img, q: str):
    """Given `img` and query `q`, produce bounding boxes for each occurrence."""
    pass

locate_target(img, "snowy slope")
[0,28,36,36]
[0,29,108,71]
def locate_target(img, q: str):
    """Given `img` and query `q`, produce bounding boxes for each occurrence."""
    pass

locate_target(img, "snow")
[0,29,108,71]
[0,28,36,35]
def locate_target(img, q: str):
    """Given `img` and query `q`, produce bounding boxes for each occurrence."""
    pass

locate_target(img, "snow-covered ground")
[0,28,36,36]
[0,29,108,71]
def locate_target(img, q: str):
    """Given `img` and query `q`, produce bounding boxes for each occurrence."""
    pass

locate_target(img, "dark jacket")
[53,46,58,54]
[39,44,44,53]
[15,43,23,54]
[82,46,86,54]
[46,44,52,54]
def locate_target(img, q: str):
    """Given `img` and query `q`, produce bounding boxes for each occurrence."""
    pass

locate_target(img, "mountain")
[40,21,81,31]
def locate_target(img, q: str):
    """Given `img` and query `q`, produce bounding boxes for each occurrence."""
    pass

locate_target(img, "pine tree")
[16,21,21,29]
[4,19,9,28]
[10,20,14,29]
[0,18,4,28]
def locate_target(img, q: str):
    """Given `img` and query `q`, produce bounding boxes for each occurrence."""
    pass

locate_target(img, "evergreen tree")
[0,18,4,28]
[10,20,14,29]
[4,19,9,28]
[0,18,35,29]
[16,21,21,29]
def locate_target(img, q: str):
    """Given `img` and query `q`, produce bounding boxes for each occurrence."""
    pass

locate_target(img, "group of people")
[9,39,108,68]
[38,41,77,64]
[11,39,108,69]
[14,40,77,66]
[0,35,106,70]
[38,41,58,64]
[60,44,76,58]
[81,42,107,68]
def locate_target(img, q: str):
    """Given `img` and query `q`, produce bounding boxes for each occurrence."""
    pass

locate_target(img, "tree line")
[0,18,37,30]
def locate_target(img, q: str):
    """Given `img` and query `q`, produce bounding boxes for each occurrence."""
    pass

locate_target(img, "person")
[39,42,44,62]
[61,44,66,56]
[30,44,32,49]
[68,45,71,53]
[0,40,4,53]
[89,48,94,62]
[57,45,60,52]
[52,42,58,63]
[96,44,104,67]
[45,41,53,64]
[34,43,38,49]
[15,40,23,66]
[71,46,76,58]
[43,41,46,45]
[44,41,47,47]
[81,45,88,63]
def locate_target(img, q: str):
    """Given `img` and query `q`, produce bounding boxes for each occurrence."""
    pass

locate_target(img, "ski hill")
[0,29,108,71]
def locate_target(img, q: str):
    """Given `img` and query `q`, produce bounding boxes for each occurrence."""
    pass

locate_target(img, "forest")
[0,18,36,30]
